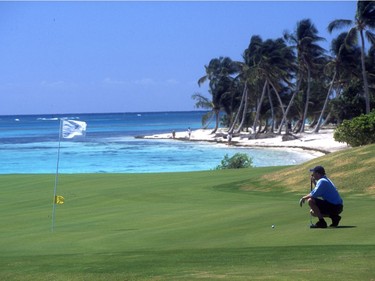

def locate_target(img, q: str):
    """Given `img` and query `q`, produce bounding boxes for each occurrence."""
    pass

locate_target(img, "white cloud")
[103,78,127,85]
[134,78,155,85]
[102,77,180,87]
[40,80,65,87]
[166,79,179,85]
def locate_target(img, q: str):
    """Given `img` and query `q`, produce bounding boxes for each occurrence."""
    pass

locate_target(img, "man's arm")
[311,176,316,187]
[299,193,312,207]
[299,176,319,207]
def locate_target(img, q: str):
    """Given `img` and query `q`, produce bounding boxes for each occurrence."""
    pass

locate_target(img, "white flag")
[62,120,87,139]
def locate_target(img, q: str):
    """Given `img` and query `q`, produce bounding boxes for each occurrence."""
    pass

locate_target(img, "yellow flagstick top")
[54,195,65,205]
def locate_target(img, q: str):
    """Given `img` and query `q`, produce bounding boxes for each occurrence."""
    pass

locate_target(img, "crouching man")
[299,166,343,228]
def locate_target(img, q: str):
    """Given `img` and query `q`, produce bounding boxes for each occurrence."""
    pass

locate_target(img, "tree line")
[193,1,375,136]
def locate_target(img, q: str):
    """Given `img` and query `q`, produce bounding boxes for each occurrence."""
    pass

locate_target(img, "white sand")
[143,128,349,156]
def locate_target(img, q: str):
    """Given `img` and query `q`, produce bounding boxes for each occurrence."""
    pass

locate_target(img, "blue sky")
[0,1,357,115]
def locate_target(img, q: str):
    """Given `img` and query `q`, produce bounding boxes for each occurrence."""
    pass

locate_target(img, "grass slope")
[264,143,375,195]
[0,146,374,280]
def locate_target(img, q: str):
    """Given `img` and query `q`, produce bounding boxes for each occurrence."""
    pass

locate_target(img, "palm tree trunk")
[229,84,247,134]
[359,30,370,114]
[321,112,331,127]
[277,76,302,134]
[267,83,275,132]
[314,71,337,133]
[269,80,286,133]
[234,85,249,134]
[299,64,311,133]
[252,80,268,133]
[211,109,220,134]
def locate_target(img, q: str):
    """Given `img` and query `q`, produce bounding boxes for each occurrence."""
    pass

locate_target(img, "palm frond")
[197,76,207,86]
[345,28,358,48]
[192,93,212,110]
[201,111,214,128]
[328,19,353,33]
[365,30,375,45]
[358,1,375,19]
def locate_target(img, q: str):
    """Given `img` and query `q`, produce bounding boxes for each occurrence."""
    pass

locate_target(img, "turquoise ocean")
[0,111,315,174]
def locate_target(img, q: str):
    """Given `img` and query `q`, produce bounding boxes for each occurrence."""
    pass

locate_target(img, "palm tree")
[227,75,248,134]
[314,32,361,132]
[242,36,296,134]
[198,57,239,133]
[284,19,326,133]
[328,0,375,114]
[191,92,215,129]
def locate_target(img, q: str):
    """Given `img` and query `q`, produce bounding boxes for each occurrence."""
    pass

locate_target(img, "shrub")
[334,110,375,147]
[215,153,253,169]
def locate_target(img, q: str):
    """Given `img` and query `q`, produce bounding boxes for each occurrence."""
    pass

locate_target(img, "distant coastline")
[0,110,210,118]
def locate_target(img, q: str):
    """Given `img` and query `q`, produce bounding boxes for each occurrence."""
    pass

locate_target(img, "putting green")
[1,164,374,280]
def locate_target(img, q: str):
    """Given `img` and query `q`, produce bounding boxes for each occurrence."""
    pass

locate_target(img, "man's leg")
[308,198,323,218]
[329,204,343,227]
[308,198,327,228]
[329,214,341,227]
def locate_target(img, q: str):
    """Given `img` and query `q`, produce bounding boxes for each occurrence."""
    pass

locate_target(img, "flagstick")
[51,118,63,232]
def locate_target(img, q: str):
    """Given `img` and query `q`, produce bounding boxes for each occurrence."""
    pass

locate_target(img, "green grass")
[264,143,375,195]
[0,145,375,280]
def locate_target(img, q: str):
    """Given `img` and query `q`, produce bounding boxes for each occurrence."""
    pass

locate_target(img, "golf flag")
[54,195,65,205]
[52,119,87,231]
[62,120,87,139]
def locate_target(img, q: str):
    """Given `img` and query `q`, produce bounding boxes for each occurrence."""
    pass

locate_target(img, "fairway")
[1,165,375,280]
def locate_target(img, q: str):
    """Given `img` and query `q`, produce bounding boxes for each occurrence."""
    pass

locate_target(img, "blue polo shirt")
[310,176,343,205]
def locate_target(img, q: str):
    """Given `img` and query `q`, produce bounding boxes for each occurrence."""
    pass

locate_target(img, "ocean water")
[0,111,315,174]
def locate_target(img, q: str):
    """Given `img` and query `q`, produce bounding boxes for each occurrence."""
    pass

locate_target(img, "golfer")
[299,166,343,228]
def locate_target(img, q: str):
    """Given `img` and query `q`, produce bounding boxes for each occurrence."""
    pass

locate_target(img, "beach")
[143,128,349,156]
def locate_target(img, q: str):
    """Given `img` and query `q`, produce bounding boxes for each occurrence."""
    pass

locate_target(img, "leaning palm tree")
[198,57,239,134]
[227,73,248,134]
[284,19,326,133]
[314,32,361,132]
[313,37,343,133]
[328,0,375,114]
[243,36,296,134]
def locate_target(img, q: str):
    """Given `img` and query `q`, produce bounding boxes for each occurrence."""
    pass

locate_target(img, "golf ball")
[272,225,275,228]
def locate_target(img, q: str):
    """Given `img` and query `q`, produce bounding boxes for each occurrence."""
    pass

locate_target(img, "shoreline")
[140,128,350,156]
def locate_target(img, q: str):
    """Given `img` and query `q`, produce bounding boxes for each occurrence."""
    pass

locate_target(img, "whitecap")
[37,117,59,121]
